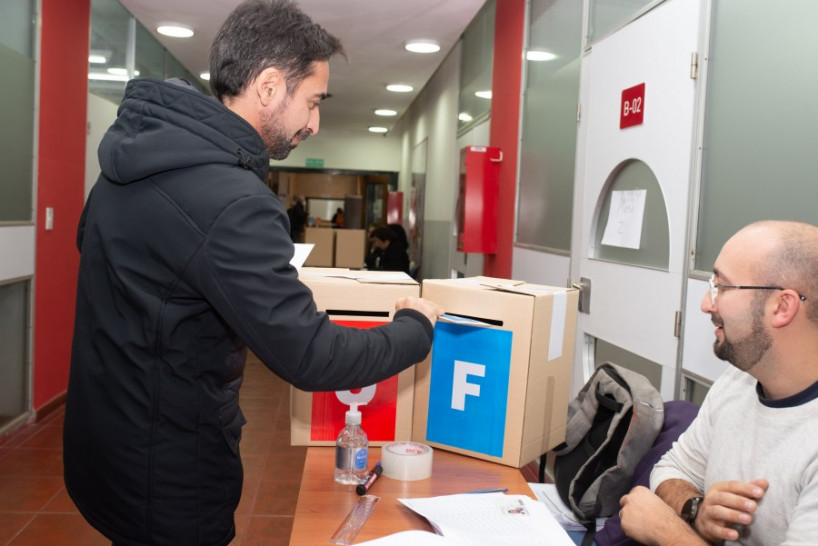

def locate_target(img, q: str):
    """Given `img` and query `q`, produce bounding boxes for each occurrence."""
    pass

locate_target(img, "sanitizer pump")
[334,403,369,485]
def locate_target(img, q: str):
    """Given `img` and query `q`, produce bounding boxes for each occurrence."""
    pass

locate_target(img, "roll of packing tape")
[381,441,434,481]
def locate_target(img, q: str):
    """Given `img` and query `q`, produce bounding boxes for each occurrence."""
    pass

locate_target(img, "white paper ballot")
[601,189,647,249]
[397,493,576,545]
[290,243,314,270]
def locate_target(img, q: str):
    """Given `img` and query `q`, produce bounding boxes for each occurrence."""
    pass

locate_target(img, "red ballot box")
[290,268,420,446]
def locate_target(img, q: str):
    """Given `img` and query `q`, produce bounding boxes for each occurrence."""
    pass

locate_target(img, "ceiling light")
[88,73,129,82]
[475,90,492,99]
[386,84,414,93]
[375,109,397,117]
[458,112,473,122]
[405,39,440,54]
[200,72,210,81]
[157,24,194,38]
[105,68,140,76]
[527,50,558,62]
[369,126,388,134]
[88,54,107,64]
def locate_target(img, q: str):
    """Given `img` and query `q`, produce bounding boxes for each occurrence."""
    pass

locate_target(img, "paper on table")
[355,530,451,545]
[527,483,607,532]
[398,492,575,546]
[290,243,314,270]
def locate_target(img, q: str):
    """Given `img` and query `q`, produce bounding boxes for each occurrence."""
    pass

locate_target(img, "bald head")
[727,221,818,323]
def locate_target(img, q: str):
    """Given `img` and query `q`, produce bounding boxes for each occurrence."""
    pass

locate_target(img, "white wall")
[274,126,402,172]
[395,43,462,281]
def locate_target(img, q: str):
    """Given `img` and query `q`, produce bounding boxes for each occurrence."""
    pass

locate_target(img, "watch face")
[682,496,704,523]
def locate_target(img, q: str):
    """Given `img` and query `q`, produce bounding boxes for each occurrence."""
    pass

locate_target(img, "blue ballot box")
[413,277,578,468]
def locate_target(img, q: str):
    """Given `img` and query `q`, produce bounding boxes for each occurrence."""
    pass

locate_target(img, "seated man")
[619,221,818,545]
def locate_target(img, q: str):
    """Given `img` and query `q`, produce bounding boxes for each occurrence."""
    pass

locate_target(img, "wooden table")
[290,447,534,545]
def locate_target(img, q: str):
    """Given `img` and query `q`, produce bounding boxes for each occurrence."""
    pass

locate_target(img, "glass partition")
[593,159,669,270]
[588,0,662,45]
[457,0,496,134]
[516,0,582,252]
[89,0,209,106]
[695,0,818,271]
[0,0,35,222]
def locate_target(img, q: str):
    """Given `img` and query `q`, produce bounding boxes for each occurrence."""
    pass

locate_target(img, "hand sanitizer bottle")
[334,403,368,485]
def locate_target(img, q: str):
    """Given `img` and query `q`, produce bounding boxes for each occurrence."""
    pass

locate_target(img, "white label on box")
[548,291,568,361]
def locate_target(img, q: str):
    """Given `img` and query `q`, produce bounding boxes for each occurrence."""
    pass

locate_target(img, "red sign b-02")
[620,83,645,129]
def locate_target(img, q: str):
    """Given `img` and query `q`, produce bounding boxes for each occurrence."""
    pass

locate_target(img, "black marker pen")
[356,462,382,495]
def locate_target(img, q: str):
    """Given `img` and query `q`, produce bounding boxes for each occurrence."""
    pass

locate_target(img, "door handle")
[571,277,591,314]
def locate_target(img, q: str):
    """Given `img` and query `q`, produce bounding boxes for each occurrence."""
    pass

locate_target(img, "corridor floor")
[0,353,539,545]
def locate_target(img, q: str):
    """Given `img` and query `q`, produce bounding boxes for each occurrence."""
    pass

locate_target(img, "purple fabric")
[594,400,699,546]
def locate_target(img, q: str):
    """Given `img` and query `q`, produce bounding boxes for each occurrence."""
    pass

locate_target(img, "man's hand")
[619,486,707,546]
[396,297,444,326]
[695,479,768,543]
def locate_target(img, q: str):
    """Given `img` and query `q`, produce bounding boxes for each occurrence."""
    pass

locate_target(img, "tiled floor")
[0,353,305,545]
[0,353,539,545]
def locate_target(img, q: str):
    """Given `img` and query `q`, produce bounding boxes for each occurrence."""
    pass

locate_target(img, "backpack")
[544,363,664,546]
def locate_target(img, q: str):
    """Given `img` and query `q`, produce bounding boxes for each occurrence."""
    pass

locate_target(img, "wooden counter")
[290,446,533,545]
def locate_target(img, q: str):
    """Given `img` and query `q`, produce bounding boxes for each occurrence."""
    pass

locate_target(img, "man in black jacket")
[63,1,442,545]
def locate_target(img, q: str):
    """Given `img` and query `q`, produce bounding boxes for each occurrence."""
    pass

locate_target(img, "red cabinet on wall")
[456,146,501,253]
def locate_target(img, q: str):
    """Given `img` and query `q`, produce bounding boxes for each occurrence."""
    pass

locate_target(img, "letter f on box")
[451,360,485,411]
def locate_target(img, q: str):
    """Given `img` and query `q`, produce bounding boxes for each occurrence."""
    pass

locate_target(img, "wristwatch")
[681,496,705,525]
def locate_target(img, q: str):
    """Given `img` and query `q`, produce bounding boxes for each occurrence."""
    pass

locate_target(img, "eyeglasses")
[708,274,807,306]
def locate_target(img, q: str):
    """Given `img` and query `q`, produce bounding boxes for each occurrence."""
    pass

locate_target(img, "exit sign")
[620,83,645,129]
[305,158,324,168]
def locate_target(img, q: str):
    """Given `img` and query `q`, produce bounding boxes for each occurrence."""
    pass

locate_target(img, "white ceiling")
[117,0,486,136]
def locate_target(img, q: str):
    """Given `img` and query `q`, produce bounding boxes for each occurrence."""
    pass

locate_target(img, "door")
[570,0,702,398]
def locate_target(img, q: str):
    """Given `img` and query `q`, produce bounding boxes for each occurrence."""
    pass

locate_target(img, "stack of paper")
[527,483,607,532]
[356,492,576,545]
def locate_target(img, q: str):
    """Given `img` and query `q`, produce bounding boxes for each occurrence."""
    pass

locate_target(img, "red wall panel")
[33,0,89,409]
[484,0,525,279]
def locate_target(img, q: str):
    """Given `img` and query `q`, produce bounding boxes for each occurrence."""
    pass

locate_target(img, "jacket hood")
[98,78,270,184]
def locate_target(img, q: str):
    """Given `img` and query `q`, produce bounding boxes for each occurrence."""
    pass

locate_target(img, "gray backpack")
[547,363,664,546]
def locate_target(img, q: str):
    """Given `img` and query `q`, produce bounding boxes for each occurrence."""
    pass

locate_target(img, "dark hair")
[209,0,345,101]
[370,227,396,242]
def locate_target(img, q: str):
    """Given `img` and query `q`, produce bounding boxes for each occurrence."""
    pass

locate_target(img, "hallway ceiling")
[117,0,486,136]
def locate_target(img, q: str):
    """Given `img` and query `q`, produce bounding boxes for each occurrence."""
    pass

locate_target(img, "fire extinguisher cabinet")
[456,146,501,253]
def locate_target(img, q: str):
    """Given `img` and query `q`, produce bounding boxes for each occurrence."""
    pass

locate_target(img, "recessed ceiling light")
[88,54,107,64]
[386,84,414,93]
[157,24,194,38]
[526,50,558,62]
[458,112,473,122]
[375,109,397,117]
[105,67,140,76]
[475,90,492,99]
[369,126,388,133]
[200,72,211,81]
[405,39,440,54]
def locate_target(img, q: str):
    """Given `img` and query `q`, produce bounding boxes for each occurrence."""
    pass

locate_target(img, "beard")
[260,98,311,160]
[712,297,772,372]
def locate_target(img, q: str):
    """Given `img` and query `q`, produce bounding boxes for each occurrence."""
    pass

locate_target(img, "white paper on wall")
[601,189,647,249]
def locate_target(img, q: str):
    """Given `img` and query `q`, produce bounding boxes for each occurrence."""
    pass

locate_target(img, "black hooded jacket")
[63,78,433,546]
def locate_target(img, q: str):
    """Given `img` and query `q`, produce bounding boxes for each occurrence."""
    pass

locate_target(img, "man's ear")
[255,67,283,107]
[771,290,802,328]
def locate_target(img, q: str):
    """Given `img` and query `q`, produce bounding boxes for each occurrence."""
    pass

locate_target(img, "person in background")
[63,1,443,545]
[288,194,307,242]
[331,207,344,228]
[365,222,384,270]
[618,220,818,546]
[369,226,410,274]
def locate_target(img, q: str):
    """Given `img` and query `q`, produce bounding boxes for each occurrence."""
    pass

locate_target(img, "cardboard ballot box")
[334,229,366,269]
[303,227,334,267]
[290,268,420,446]
[413,277,578,468]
